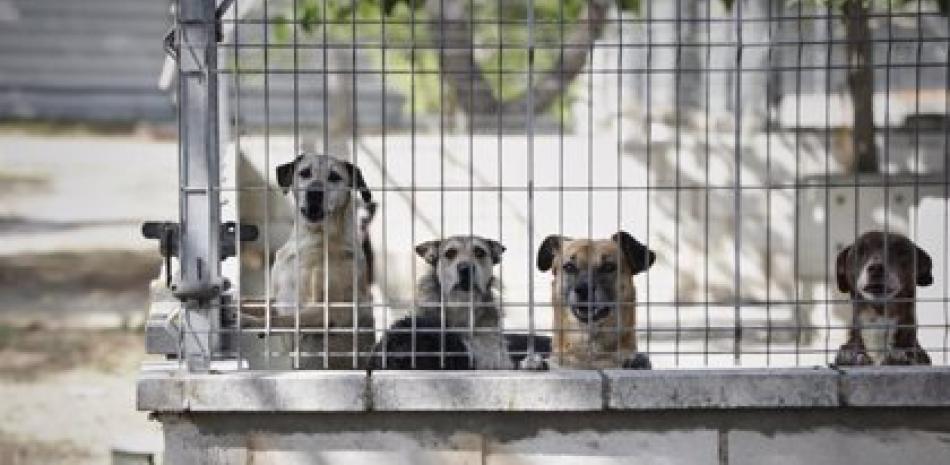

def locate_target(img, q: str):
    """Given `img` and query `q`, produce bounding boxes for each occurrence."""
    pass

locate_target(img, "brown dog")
[530,231,656,369]
[835,231,933,366]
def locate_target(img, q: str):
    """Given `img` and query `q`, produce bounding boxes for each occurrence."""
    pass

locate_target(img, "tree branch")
[425,0,610,117]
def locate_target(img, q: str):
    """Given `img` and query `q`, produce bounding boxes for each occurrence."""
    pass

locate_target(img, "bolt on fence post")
[175,0,222,372]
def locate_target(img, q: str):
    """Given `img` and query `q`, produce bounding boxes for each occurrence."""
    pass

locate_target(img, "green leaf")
[721,0,735,11]
[272,14,292,42]
[299,1,321,34]
[616,0,641,14]
[384,0,424,16]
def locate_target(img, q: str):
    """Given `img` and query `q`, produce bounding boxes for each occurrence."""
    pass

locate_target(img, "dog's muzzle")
[301,189,325,222]
[455,262,477,291]
[861,263,894,297]
[571,304,611,323]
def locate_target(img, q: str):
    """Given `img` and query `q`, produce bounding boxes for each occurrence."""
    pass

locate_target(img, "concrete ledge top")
[605,367,840,409]
[137,363,950,413]
[839,366,950,407]
[371,370,603,411]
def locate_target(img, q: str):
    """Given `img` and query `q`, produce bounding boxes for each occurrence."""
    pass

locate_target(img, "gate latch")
[141,221,258,294]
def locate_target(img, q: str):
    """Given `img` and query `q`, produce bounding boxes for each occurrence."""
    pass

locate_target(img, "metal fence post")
[175,0,222,372]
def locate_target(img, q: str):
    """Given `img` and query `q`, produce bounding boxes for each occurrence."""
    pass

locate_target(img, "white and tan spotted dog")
[243,153,375,369]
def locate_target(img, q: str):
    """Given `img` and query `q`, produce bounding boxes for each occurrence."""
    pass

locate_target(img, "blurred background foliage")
[272,0,643,116]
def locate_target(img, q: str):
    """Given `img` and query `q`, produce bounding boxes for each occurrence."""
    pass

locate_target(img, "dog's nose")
[867,263,885,278]
[574,283,589,301]
[306,189,323,205]
[457,262,474,280]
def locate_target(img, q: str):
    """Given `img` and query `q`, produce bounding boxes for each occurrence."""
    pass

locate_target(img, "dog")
[834,231,933,366]
[242,153,376,369]
[526,231,655,370]
[369,235,512,370]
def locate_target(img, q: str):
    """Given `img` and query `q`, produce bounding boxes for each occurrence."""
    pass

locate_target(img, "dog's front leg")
[518,353,551,371]
[834,341,872,366]
[469,333,515,370]
[621,352,652,370]
[884,344,931,366]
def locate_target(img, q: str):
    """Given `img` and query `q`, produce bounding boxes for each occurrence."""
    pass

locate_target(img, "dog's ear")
[486,239,506,265]
[916,245,934,287]
[836,245,853,294]
[612,231,656,275]
[342,160,373,204]
[276,155,303,194]
[537,235,566,272]
[415,240,442,266]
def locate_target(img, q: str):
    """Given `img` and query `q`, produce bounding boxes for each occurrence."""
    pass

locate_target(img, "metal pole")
[175,0,222,372]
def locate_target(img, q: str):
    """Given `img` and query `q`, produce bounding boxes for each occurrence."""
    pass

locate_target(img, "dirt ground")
[0,129,172,464]
[0,328,161,465]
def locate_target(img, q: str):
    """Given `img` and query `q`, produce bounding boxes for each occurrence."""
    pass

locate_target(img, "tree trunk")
[425,0,609,118]
[327,47,354,156]
[842,0,878,173]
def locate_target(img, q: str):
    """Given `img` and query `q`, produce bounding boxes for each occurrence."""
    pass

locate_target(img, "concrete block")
[162,418,483,465]
[137,364,369,412]
[840,366,950,407]
[486,429,719,465]
[136,370,184,412]
[605,368,839,409]
[371,370,603,411]
[729,427,950,465]
[186,371,368,411]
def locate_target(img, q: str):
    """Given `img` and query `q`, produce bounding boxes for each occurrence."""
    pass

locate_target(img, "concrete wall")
[157,409,950,465]
[140,365,950,465]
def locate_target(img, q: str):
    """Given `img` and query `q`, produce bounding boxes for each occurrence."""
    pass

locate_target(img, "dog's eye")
[600,262,617,273]
[472,247,486,259]
[299,167,312,179]
[444,248,457,260]
[562,262,579,274]
[328,171,343,182]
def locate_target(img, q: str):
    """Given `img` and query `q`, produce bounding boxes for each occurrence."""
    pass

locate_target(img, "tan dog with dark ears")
[526,231,656,370]
[835,231,933,366]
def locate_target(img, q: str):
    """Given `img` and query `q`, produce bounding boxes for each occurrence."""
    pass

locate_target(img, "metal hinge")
[163,0,237,61]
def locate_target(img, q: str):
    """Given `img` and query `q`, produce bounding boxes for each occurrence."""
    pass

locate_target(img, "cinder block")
[605,368,839,409]
[840,366,950,407]
[245,450,481,465]
[164,419,483,465]
[486,429,719,465]
[729,428,950,465]
[371,370,603,411]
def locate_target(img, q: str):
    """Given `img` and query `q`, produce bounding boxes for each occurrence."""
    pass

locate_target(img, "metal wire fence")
[151,0,950,371]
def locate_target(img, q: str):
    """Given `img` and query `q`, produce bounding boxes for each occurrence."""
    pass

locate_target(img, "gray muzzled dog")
[373,235,512,370]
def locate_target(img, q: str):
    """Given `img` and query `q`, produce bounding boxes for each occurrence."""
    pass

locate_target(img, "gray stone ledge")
[605,368,839,409]
[371,370,603,411]
[137,364,367,412]
[137,363,950,412]
[839,366,950,407]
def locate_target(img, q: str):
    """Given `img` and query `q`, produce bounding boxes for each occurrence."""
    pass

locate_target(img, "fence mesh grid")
[165,0,950,370]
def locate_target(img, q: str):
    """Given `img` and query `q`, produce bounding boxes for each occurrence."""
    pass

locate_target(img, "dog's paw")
[622,353,652,370]
[518,353,549,371]
[834,348,871,366]
[884,349,915,366]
